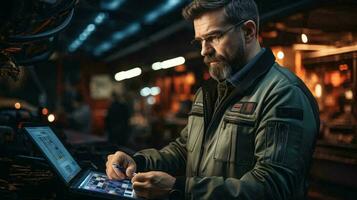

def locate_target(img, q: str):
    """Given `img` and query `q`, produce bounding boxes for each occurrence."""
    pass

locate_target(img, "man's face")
[193,9,245,81]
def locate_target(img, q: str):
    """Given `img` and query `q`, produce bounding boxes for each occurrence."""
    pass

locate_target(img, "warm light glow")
[115,67,142,81]
[175,65,186,72]
[339,64,349,71]
[345,90,353,100]
[48,114,55,122]
[330,71,341,87]
[277,51,284,59]
[42,108,49,115]
[315,84,322,98]
[186,73,195,85]
[301,33,308,43]
[14,102,21,109]
[151,56,185,70]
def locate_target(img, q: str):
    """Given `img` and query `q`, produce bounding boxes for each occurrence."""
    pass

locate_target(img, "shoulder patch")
[276,107,303,120]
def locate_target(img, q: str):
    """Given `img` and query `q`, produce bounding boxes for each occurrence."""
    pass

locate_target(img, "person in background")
[105,92,131,147]
[105,0,320,199]
[67,92,92,134]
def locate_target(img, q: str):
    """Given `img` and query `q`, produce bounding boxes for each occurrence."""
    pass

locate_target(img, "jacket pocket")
[214,112,256,165]
[187,104,204,152]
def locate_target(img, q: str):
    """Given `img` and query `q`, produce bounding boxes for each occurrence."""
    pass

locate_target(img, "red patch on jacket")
[231,102,257,115]
[231,103,243,112]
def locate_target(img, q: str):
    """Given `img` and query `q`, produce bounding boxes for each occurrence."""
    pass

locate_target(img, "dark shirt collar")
[227,48,266,87]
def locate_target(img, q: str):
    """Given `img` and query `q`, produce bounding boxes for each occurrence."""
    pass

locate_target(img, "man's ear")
[242,20,257,43]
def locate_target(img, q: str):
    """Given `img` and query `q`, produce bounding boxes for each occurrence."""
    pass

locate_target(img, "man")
[105,92,131,146]
[106,0,320,199]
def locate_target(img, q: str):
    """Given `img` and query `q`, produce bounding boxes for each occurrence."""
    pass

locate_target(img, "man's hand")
[106,151,136,179]
[132,171,176,199]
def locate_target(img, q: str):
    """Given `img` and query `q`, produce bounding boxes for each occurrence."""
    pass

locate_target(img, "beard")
[204,33,245,82]
[207,59,231,81]
[204,46,245,81]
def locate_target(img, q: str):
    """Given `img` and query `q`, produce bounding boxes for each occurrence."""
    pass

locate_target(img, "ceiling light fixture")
[114,67,142,81]
[152,56,185,70]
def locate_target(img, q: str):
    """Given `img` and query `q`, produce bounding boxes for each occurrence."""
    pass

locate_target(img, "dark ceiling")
[59,0,357,69]
[61,0,191,58]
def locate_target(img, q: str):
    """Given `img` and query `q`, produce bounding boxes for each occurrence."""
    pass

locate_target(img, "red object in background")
[90,99,110,136]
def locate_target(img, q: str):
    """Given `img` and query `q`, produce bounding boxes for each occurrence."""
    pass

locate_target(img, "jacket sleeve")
[185,84,319,199]
[133,123,188,175]
[133,89,204,174]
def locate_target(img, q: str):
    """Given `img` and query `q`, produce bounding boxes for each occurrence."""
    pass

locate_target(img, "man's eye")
[206,35,217,42]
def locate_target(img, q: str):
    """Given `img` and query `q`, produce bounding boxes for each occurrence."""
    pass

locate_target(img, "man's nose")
[200,40,214,57]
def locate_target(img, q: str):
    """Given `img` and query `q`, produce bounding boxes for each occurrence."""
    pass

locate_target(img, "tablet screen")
[79,171,136,198]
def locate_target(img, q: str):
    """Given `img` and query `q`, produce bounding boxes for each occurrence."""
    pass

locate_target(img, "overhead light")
[48,114,55,123]
[94,22,141,56]
[152,56,185,70]
[68,23,97,52]
[114,67,142,81]
[152,62,162,70]
[101,0,126,10]
[144,0,182,23]
[94,12,108,25]
[140,86,161,97]
[93,42,113,56]
[140,87,151,97]
[68,10,110,53]
[113,23,140,41]
[277,51,284,60]
[150,87,161,96]
[301,33,308,43]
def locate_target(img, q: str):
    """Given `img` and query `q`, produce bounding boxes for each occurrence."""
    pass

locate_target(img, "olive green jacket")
[135,49,320,199]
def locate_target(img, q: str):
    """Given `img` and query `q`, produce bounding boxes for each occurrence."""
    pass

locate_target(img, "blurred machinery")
[0,1,77,198]
[0,0,77,81]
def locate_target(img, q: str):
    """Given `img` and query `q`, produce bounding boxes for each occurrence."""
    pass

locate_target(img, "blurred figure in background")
[67,92,92,134]
[105,92,131,147]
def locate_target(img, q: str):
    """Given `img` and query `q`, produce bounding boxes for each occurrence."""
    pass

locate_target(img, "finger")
[112,164,126,179]
[126,164,137,178]
[132,181,149,191]
[105,154,113,168]
[107,163,125,180]
[131,172,149,183]
[106,154,113,164]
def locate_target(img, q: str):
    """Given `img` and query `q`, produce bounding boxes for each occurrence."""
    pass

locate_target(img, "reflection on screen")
[25,126,81,183]
[79,172,135,198]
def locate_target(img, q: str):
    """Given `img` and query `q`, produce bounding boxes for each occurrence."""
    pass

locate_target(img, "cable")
[8,8,74,43]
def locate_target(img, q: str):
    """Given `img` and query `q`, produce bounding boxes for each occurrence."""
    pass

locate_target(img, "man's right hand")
[106,151,137,180]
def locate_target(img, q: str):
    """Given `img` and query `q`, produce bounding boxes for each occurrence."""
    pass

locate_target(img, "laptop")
[23,124,138,200]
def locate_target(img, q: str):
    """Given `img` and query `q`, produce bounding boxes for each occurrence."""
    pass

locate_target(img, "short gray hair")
[182,0,259,28]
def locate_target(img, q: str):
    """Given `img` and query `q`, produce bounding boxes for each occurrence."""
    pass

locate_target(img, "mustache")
[204,55,225,64]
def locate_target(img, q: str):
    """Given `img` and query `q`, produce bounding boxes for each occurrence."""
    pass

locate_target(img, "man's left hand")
[131,171,175,199]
